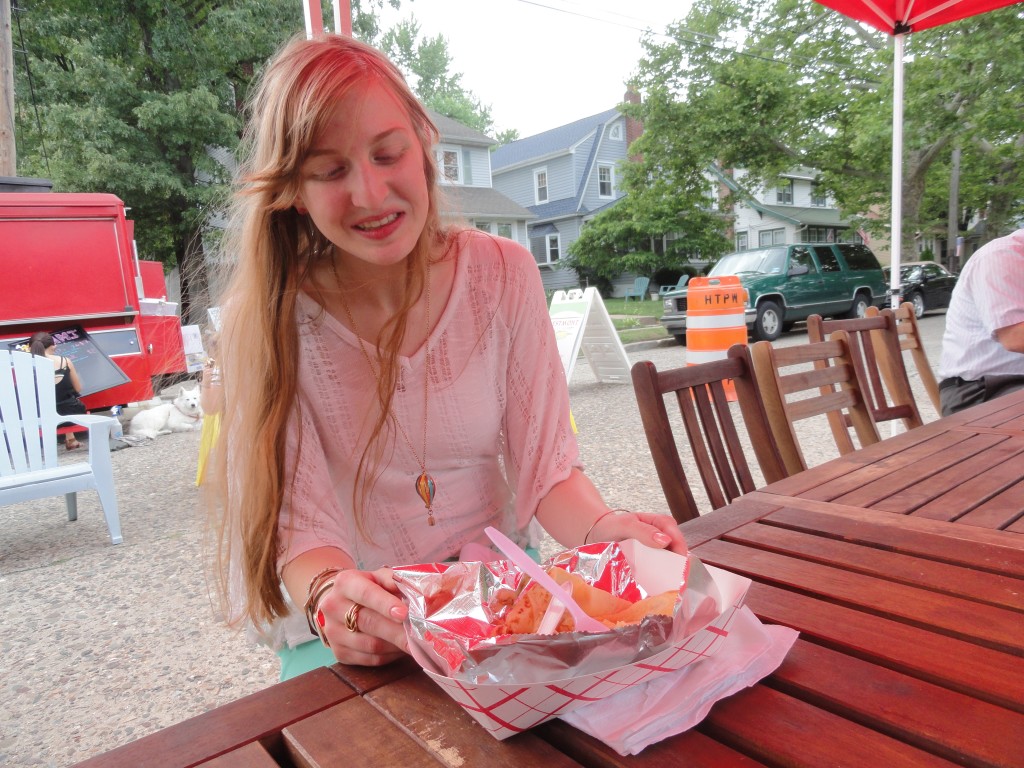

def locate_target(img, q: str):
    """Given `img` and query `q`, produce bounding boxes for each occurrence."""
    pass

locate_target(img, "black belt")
[939,376,974,391]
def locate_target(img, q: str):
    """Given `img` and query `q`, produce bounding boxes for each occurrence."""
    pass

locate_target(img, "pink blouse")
[277,231,581,575]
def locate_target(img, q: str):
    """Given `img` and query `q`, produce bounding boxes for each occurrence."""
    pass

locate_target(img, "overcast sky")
[375,0,692,139]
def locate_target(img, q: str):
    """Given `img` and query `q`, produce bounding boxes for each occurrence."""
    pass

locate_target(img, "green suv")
[661,243,888,342]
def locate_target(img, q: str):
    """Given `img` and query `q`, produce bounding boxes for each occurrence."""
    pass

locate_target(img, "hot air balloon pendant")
[416,471,437,526]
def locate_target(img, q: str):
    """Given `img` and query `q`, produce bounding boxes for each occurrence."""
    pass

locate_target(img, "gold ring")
[345,603,361,633]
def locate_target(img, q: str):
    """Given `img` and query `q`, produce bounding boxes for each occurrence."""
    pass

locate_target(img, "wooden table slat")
[830,433,1013,510]
[744,494,1024,575]
[281,698,438,768]
[72,667,355,768]
[537,719,770,768]
[703,686,960,768]
[868,438,1024,519]
[955,476,1024,530]
[696,538,1024,655]
[722,520,1024,611]
[806,430,984,502]
[772,640,1024,768]
[196,742,280,768]
[742,581,1024,712]
[364,669,584,767]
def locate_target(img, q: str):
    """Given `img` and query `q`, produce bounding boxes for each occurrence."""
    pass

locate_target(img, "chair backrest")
[634,276,650,294]
[631,345,788,523]
[806,310,923,431]
[750,332,881,475]
[1,349,62,477]
[867,302,941,412]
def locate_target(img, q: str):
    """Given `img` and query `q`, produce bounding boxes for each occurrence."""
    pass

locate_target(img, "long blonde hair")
[210,33,448,628]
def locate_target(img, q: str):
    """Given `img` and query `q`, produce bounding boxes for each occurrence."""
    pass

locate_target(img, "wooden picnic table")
[75,393,1024,768]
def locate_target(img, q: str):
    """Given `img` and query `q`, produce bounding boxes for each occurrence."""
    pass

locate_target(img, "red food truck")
[0,191,187,411]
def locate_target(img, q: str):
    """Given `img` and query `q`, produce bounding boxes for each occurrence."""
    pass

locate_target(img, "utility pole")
[0,0,16,176]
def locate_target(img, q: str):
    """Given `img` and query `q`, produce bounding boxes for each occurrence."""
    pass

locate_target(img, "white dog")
[129,386,204,439]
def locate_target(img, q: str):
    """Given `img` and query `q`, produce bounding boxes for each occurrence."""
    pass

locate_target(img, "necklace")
[338,268,437,526]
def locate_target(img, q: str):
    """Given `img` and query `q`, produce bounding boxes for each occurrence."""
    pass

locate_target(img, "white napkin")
[559,606,798,755]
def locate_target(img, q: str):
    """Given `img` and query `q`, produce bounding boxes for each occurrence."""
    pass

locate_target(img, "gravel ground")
[0,313,947,767]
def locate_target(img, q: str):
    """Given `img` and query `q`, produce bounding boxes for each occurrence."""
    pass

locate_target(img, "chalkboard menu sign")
[6,325,131,396]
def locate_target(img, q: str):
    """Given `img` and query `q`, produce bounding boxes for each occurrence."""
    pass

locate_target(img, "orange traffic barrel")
[685,276,748,399]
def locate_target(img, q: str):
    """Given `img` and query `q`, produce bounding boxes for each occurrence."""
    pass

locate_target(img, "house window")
[759,228,786,247]
[436,147,462,184]
[776,179,794,205]
[806,226,834,243]
[608,123,623,140]
[735,231,748,251]
[811,184,827,207]
[598,165,614,198]
[476,221,515,240]
[534,168,549,204]
[546,233,560,263]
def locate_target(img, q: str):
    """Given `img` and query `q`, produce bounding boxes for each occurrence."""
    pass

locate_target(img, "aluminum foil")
[392,540,723,685]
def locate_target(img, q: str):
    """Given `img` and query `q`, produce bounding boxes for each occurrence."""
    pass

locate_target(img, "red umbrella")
[812,0,1022,304]
[815,0,1021,34]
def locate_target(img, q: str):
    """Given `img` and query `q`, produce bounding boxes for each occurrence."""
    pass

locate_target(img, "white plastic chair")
[1,349,123,544]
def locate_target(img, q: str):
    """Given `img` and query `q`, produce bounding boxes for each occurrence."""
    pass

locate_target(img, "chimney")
[623,87,643,148]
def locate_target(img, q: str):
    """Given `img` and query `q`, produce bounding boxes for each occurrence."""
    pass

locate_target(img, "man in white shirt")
[938,228,1024,415]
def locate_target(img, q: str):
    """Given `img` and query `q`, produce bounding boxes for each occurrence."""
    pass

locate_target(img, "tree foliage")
[380,17,493,133]
[629,0,1024,251]
[10,0,493,320]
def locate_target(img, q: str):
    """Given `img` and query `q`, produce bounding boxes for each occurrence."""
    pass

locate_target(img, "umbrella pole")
[890,33,905,310]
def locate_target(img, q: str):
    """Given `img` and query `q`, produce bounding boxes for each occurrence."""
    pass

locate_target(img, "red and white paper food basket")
[395,540,751,740]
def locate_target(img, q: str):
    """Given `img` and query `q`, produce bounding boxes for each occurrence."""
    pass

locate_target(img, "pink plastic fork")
[484,527,608,633]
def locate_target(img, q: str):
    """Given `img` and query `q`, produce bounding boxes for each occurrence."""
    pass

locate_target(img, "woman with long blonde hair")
[211,34,686,679]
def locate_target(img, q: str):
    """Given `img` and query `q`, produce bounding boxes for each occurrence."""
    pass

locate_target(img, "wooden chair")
[1,349,123,544]
[806,309,924,432]
[867,302,941,412]
[631,345,788,523]
[750,332,881,475]
[623,276,651,302]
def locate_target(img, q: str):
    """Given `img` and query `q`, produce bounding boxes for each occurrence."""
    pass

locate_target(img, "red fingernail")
[317,609,326,628]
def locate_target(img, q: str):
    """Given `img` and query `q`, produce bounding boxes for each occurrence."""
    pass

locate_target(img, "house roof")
[760,205,848,227]
[427,109,495,147]
[490,107,621,171]
[709,164,849,228]
[441,185,534,219]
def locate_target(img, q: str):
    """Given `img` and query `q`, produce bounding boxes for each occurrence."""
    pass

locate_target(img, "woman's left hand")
[589,510,688,556]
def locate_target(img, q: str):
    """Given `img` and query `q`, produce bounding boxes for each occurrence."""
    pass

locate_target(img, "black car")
[883,261,958,319]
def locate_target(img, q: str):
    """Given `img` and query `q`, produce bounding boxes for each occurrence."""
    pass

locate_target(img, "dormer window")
[436,146,462,184]
[776,179,794,205]
[535,168,549,204]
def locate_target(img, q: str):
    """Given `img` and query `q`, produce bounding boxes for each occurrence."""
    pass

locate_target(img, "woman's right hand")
[314,567,410,666]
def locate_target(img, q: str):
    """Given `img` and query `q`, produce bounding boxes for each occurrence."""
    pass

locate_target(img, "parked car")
[883,261,958,319]
[660,243,888,342]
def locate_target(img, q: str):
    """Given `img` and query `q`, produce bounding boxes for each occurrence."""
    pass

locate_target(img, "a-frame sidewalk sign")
[548,288,631,385]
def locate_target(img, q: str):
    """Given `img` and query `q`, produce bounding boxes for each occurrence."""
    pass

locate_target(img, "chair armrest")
[59,413,119,442]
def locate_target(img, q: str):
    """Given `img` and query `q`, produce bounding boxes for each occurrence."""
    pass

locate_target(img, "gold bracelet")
[583,510,615,545]
[304,578,338,638]
[304,567,342,638]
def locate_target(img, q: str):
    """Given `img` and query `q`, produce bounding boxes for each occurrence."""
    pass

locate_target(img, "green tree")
[631,0,1024,252]
[566,84,732,285]
[380,17,493,133]
[12,0,401,321]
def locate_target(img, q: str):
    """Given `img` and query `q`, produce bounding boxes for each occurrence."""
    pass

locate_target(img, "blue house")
[491,97,642,294]
[428,110,534,248]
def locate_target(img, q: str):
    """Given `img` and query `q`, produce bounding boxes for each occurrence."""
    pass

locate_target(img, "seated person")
[938,229,1024,415]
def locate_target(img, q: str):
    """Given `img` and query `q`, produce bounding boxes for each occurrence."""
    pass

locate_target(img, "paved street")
[0,312,947,767]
